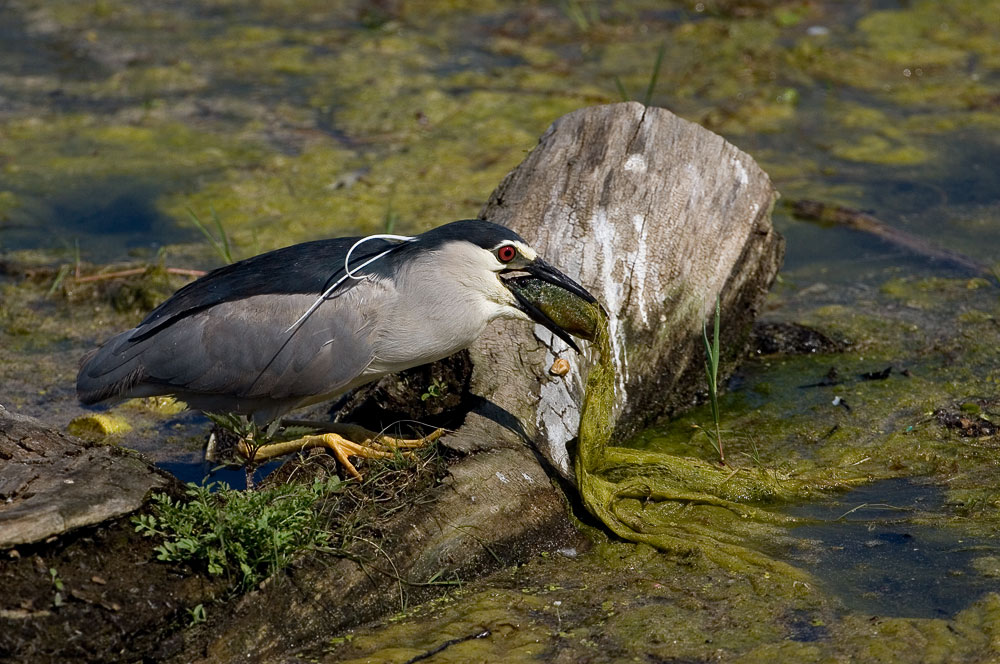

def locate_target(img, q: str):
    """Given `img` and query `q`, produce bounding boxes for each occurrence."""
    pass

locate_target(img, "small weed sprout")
[742,435,763,467]
[49,567,65,608]
[188,603,207,626]
[186,206,234,264]
[701,296,725,464]
[133,477,343,590]
[563,0,600,31]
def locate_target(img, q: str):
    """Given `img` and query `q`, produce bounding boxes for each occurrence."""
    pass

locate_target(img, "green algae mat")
[577,313,810,578]
[311,275,1000,663]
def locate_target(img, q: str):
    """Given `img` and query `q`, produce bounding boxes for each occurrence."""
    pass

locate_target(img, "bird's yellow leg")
[237,433,414,480]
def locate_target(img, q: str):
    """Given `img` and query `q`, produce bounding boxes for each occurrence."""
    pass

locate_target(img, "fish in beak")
[502,258,602,353]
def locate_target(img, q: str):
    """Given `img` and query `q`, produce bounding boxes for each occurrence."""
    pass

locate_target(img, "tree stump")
[450,101,782,480]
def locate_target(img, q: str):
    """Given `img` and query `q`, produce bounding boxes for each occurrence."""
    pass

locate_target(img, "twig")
[835,502,910,521]
[403,630,491,664]
[719,466,741,485]
[71,267,206,283]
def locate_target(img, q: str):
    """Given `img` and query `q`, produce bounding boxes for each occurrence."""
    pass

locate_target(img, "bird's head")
[397,220,601,352]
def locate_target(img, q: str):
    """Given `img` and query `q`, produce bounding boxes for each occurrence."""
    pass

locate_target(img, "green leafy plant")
[205,412,281,489]
[203,412,316,488]
[205,411,281,458]
[133,477,343,590]
[421,377,447,401]
[701,296,725,464]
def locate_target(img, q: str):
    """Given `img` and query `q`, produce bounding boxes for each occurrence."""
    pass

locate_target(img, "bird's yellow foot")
[320,423,445,450]
[236,426,444,480]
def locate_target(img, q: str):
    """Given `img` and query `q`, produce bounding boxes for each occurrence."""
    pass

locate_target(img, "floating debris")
[860,366,892,381]
[751,321,845,355]
[67,413,132,440]
[800,366,841,388]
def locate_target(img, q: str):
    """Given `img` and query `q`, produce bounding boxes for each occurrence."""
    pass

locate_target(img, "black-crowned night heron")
[77,220,598,478]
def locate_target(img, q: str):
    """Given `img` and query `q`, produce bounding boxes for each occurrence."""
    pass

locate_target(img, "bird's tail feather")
[76,331,150,405]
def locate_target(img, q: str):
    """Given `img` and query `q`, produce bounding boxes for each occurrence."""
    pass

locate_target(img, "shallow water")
[158,451,281,488]
[785,478,992,619]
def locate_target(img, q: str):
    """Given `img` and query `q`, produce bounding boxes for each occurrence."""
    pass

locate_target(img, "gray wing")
[77,289,381,417]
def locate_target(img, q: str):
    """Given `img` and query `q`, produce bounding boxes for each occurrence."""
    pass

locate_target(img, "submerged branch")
[789,199,996,282]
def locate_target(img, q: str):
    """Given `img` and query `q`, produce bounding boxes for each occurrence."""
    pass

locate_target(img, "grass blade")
[643,42,666,107]
[210,206,233,264]
[613,76,630,103]
[702,296,724,464]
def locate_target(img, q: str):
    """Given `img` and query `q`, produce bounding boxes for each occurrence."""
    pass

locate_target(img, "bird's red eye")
[496,245,517,263]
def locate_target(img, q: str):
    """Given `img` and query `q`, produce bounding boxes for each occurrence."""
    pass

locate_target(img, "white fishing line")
[284,233,415,333]
[344,233,414,279]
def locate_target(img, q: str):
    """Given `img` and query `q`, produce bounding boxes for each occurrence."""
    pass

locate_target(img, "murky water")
[785,479,992,619]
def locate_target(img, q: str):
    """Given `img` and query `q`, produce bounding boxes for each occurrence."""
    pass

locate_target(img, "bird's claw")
[236,427,444,480]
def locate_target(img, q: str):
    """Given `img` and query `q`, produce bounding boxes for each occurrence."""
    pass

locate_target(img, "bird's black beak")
[502,258,601,353]
[526,258,598,306]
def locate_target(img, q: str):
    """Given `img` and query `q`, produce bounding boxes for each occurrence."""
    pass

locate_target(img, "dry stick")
[72,267,206,283]
[789,199,996,282]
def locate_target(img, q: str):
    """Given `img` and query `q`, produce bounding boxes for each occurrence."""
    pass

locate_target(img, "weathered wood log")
[0,404,178,549]
[2,102,782,662]
[0,406,227,663]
